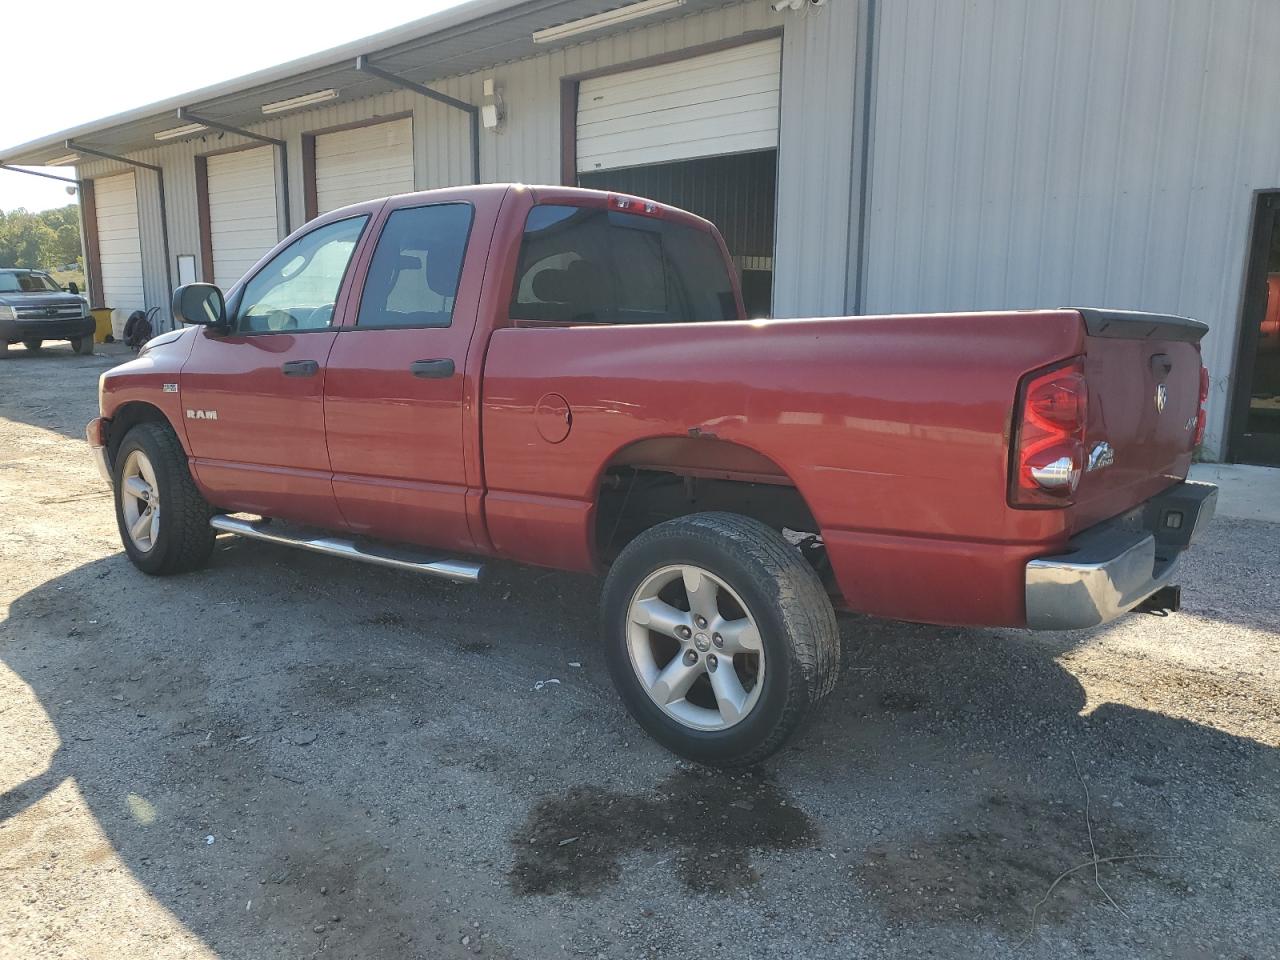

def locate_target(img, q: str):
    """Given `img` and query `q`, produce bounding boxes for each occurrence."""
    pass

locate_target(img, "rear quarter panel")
[480,310,1087,625]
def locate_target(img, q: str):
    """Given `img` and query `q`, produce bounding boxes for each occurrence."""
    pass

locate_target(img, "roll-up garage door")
[93,172,144,312]
[576,37,781,173]
[206,146,280,289]
[314,117,415,214]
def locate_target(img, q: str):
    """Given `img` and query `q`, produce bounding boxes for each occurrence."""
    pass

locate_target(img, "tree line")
[0,205,82,271]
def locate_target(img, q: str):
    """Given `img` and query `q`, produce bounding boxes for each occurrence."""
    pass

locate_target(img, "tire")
[71,335,93,355]
[601,512,840,767]
[23,339,42,353]
[113,421,215,575]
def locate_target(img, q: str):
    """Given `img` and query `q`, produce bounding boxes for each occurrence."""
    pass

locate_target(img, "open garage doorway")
[1230,192,1280,465]
[572,36,781,318]
[578,150,777,318]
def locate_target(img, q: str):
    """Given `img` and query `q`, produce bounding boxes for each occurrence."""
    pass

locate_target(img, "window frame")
[229,213,370,338]
[350,200,476,332]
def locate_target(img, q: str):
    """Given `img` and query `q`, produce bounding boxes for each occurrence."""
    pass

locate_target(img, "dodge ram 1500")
[87,184,1217,764]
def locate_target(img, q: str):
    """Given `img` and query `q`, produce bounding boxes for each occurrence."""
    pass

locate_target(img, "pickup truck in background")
[86,184,1217,765]
[0,268,94,355]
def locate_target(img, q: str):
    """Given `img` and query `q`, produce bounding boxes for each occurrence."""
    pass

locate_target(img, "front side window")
[357,203,473,329]
[235,216,367,334]
[509,204,737,325]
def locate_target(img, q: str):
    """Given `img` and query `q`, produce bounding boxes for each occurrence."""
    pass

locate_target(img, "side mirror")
[67,281,79,295]
[172,283,228,331]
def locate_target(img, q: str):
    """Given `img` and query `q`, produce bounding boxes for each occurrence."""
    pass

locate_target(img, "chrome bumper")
[1025,480,1217,630]
[86,418,112,486]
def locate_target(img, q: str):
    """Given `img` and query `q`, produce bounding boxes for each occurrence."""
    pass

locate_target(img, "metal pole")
[353,55,482,184]
[177,109,291,233]
[66,141,176,330]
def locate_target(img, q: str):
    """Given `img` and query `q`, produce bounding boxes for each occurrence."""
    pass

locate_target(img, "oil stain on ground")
[510,768,816,896]
[856,791,1182,934]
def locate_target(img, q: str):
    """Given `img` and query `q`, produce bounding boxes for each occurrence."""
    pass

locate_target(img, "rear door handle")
[281,360,319,377]
[410,358,455,379]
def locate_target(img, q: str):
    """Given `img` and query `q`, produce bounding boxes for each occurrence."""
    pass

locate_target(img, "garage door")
[576,37,782,173]
[314,117,415,215]
[93,172,144,312]
[206,146,280,289]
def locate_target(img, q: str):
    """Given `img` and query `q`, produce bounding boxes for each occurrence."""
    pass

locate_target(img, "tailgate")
[1069,309,1208,532]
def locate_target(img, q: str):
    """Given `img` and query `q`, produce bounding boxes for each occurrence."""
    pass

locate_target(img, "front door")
[1230,193,1280,466]
[323,199,481,552]
[181,214,370,526]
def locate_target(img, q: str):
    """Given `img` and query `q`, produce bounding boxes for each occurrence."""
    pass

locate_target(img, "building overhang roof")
[1,0,724,166]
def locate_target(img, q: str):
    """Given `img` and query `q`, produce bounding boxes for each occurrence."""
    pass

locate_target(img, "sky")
[0,0,465,213]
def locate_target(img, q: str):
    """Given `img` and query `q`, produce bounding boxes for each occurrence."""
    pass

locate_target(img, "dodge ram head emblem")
[186,409,218,420]
[1155,383,1168,412]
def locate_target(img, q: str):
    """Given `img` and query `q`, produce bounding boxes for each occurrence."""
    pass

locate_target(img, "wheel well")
[593,438,834,590]
[106,402,174,467]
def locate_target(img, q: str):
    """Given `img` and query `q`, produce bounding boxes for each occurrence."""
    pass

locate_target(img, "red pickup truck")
[87,184,1217,765]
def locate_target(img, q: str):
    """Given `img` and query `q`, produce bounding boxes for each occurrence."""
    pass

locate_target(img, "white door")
[576,37,782,173]
[314,118,415,214]
[206,146,280,290]
[93,172,144,312]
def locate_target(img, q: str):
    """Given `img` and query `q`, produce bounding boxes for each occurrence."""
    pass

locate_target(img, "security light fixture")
[154,122,208,141]
[532,0,686,44]
[260,88,339,115]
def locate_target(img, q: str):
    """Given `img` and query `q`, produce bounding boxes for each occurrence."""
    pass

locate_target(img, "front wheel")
[113,421,215,575]
[601,512,840,767]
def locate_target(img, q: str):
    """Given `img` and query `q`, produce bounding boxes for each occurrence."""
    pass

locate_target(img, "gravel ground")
[1,343,1278,960]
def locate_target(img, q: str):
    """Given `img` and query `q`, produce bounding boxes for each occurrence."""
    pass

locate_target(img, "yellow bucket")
[91,308,113,343]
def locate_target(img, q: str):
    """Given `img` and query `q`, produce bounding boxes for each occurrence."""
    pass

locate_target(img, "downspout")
[847,0,878,314]
[353,55,482,185]
[66,140,176,330]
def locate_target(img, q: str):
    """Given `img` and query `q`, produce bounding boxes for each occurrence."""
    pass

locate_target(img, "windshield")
[0,272,62,294]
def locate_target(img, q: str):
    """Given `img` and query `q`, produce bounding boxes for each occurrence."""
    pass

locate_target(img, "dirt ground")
[1,343,1278,960]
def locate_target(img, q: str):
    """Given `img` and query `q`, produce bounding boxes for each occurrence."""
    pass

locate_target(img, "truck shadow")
[1,534,1276,957]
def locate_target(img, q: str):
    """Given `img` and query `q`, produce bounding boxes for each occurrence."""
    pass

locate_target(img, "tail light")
[1010,358,1088,508]
[1193,365,1209,447]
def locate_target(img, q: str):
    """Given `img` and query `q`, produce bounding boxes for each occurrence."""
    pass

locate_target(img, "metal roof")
[0,0,723,166]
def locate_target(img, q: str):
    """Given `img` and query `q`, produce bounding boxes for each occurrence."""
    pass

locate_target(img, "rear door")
[181,214,370,526]
[322,191,496,552]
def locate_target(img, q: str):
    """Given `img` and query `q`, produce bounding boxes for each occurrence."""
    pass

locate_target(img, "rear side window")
[509,204,737,324]
[357,203,473,329]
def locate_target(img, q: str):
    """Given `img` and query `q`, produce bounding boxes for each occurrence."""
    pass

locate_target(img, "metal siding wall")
[862,0,1280,459]
[774,0,862,318]
[74,2,851,327]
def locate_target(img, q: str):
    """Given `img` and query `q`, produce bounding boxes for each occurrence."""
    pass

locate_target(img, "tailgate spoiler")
[1070,308,1209,343]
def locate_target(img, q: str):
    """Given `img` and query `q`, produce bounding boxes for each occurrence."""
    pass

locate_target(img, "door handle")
[281,360,319,377]
[410,358,456,379]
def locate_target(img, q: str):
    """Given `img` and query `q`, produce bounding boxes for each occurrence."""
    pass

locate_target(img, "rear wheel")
[23,338,42,353]
[601,512,840,767]
[71,335,93,355]
[113,421,215,575]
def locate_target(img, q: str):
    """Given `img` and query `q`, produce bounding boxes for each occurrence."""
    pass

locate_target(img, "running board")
[209,515,483,584]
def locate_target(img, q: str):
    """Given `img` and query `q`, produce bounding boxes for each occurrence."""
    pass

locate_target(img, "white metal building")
[3,0,1279,464]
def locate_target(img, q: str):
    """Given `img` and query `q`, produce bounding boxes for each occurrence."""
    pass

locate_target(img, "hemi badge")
[162,383,178,393]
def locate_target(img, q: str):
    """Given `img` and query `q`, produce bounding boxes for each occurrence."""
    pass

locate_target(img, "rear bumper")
[1025,480,1217,630]
[1,315,95,342]
[86,417,112,486]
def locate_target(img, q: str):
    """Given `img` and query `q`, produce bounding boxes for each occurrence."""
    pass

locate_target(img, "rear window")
[509,204,737,324]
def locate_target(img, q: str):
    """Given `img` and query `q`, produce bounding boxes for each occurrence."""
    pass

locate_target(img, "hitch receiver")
[1136,584,1181,616]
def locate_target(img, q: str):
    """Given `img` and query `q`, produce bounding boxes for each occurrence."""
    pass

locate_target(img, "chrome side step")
[209,515,483,584]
